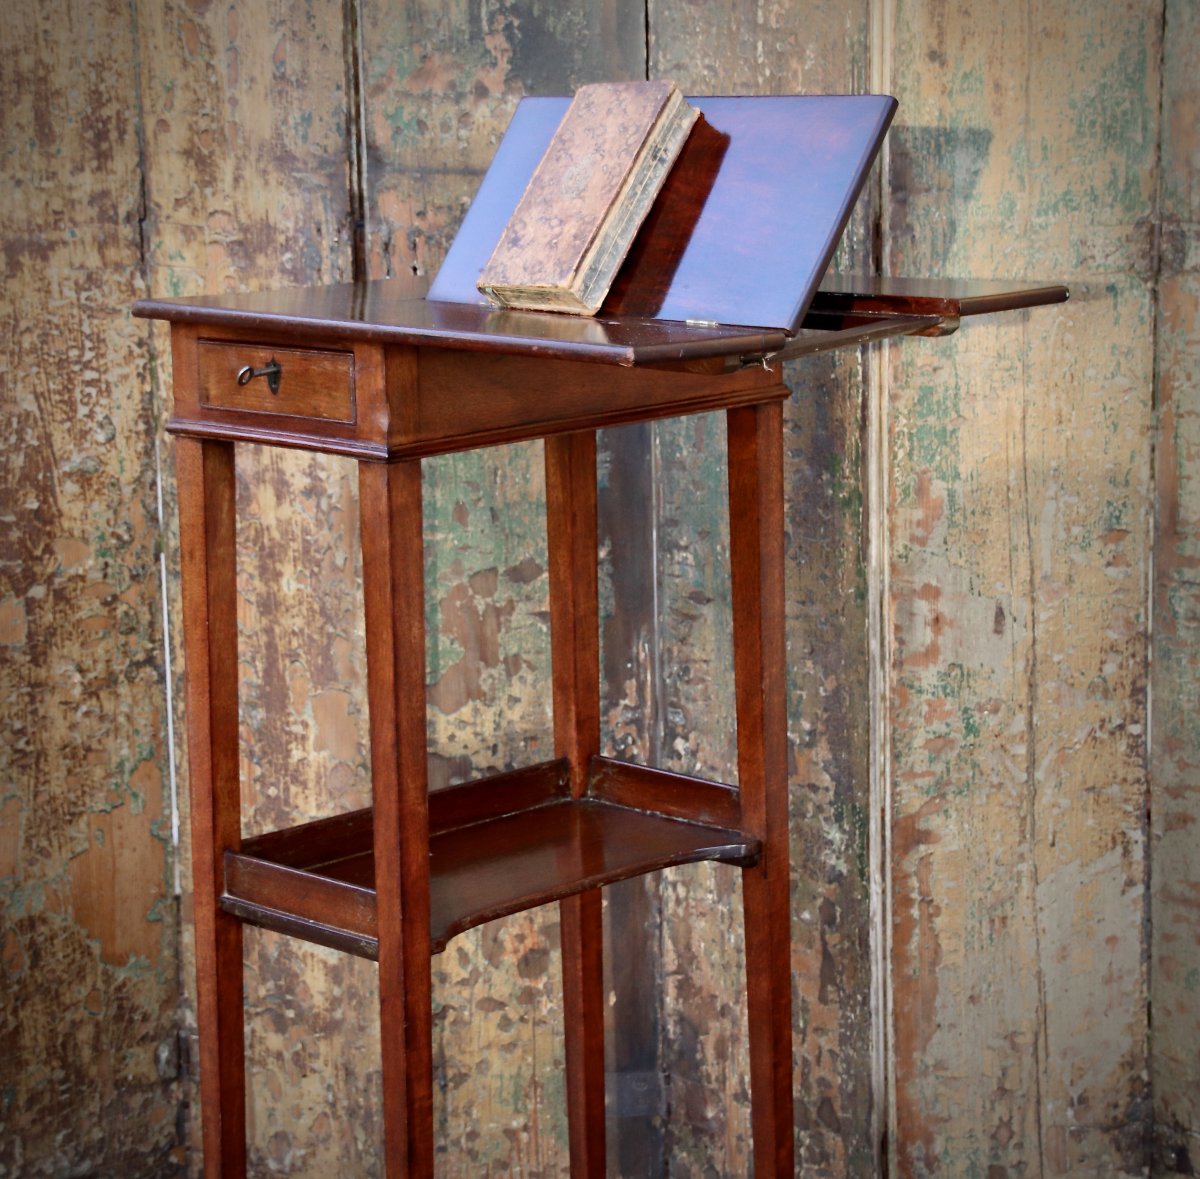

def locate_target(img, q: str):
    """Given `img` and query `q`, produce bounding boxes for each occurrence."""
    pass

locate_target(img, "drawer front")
[198,340,355,423]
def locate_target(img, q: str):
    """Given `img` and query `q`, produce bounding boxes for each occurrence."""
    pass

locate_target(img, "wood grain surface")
[883,3,1159,1174]
[0,2,181,1173]
[644,6,885,1173]
[1152,0,1200,1171]
[361,5,646,1174]
[134,2,364,1173]
[3,1,1197,1177]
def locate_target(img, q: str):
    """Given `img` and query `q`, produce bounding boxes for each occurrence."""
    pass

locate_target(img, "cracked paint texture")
[1152,0,1200,1172]
[886,1,1159,1174]
[0,1,180,1173]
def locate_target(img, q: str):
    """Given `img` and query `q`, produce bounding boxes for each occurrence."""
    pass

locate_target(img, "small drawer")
[198,340,355,423]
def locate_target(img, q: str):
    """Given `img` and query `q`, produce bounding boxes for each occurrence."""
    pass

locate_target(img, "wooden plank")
[816,275,1070,320]
[645,3,881,1173]
[595,417,669,1175]
[587,755,742,829]
[0,1,181,1172]
[883,2,1158,1173]
[1151,0,1200,1169]
[360,5,645,1172]
[228,797,758,962]
[134,1,364,1172]
[135,280,788,368]
[361,2,644,284]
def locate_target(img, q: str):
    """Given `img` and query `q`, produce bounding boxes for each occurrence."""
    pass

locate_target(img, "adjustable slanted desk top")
[431,93,898,328]
[139,92,1066,382]
[133,94,1067,1179]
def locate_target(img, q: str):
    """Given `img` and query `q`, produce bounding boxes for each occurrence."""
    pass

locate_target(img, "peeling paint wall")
[1152,0,1200,1173]
[134,4,365,1174]
[2,1,1197,1176]
[646,6,884,1172]
[0,2,181,1174]
[883,2,1159,1174]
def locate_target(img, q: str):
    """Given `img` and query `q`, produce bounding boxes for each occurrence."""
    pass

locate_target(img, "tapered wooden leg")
[560,889,606,1172]
[359,460,434,1178]
[176,437,246,1177]
[727,400,795,1177]
[545,431,606,1177]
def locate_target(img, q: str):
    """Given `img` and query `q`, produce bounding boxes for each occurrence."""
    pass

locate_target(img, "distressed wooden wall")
[646,8,882,1173]
[0,2,182,1173]
[881,2,1160,1174]
[3,1,1197,1176]
[1152,0,1200,1172]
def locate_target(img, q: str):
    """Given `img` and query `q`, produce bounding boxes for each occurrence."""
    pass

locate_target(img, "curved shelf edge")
[222,796,760,958]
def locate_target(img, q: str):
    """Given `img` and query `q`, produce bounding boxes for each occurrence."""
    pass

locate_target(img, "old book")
[432,94,896,333]
[476,80,699,316]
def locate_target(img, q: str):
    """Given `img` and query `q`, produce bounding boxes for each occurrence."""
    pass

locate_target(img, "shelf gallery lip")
[221,755,757,958]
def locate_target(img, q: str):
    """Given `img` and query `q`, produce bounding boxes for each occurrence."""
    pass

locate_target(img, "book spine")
[573,106,698,312]
[478,284,591,314]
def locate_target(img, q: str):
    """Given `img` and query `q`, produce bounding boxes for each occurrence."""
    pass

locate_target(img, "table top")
[133,273,1067,367]
[135,275,786,366]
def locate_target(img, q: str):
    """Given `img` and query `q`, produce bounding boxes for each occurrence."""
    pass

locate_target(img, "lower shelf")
[223,761,760,958]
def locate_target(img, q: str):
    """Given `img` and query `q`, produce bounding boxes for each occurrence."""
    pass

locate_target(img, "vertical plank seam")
[1020,311,1049,1179]
[129,0,152,282]
[643,0,651,81]
[644,11,669,1173]
[649,430,666,771]
[868,0,896,1172]
[1148,0,1168,421]
[343,0,369,281]
[1146,0,1171,1165]
[867,344,893,1179]
[649,424,670,1177]
[1018,13,1050,1178]
[154,435,182,898]
[128,0,182,899]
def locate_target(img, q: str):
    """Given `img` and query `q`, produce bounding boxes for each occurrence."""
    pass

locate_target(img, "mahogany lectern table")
[135,94,1066,1177]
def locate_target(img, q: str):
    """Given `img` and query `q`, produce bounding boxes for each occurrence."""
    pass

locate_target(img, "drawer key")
[236,358,282,395]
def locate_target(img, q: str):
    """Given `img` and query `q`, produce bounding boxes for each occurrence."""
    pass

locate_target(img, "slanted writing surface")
[430,94,897,333]
[477,80,698,315]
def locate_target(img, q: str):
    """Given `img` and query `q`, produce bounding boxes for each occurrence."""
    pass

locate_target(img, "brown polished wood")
[151,317,792,463]
[406,347,786,456]
[221,793,759,957]
[818,272,1070,319]
[135,281,788,368]
[359,459,434,1176]
[545,431,607,1177]
[197,338,356,421]
[174,434,245,1177]
[138,274,1067,360]
[428,757,571,830]
[727,400,795,1178]
[587,754,742,830]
